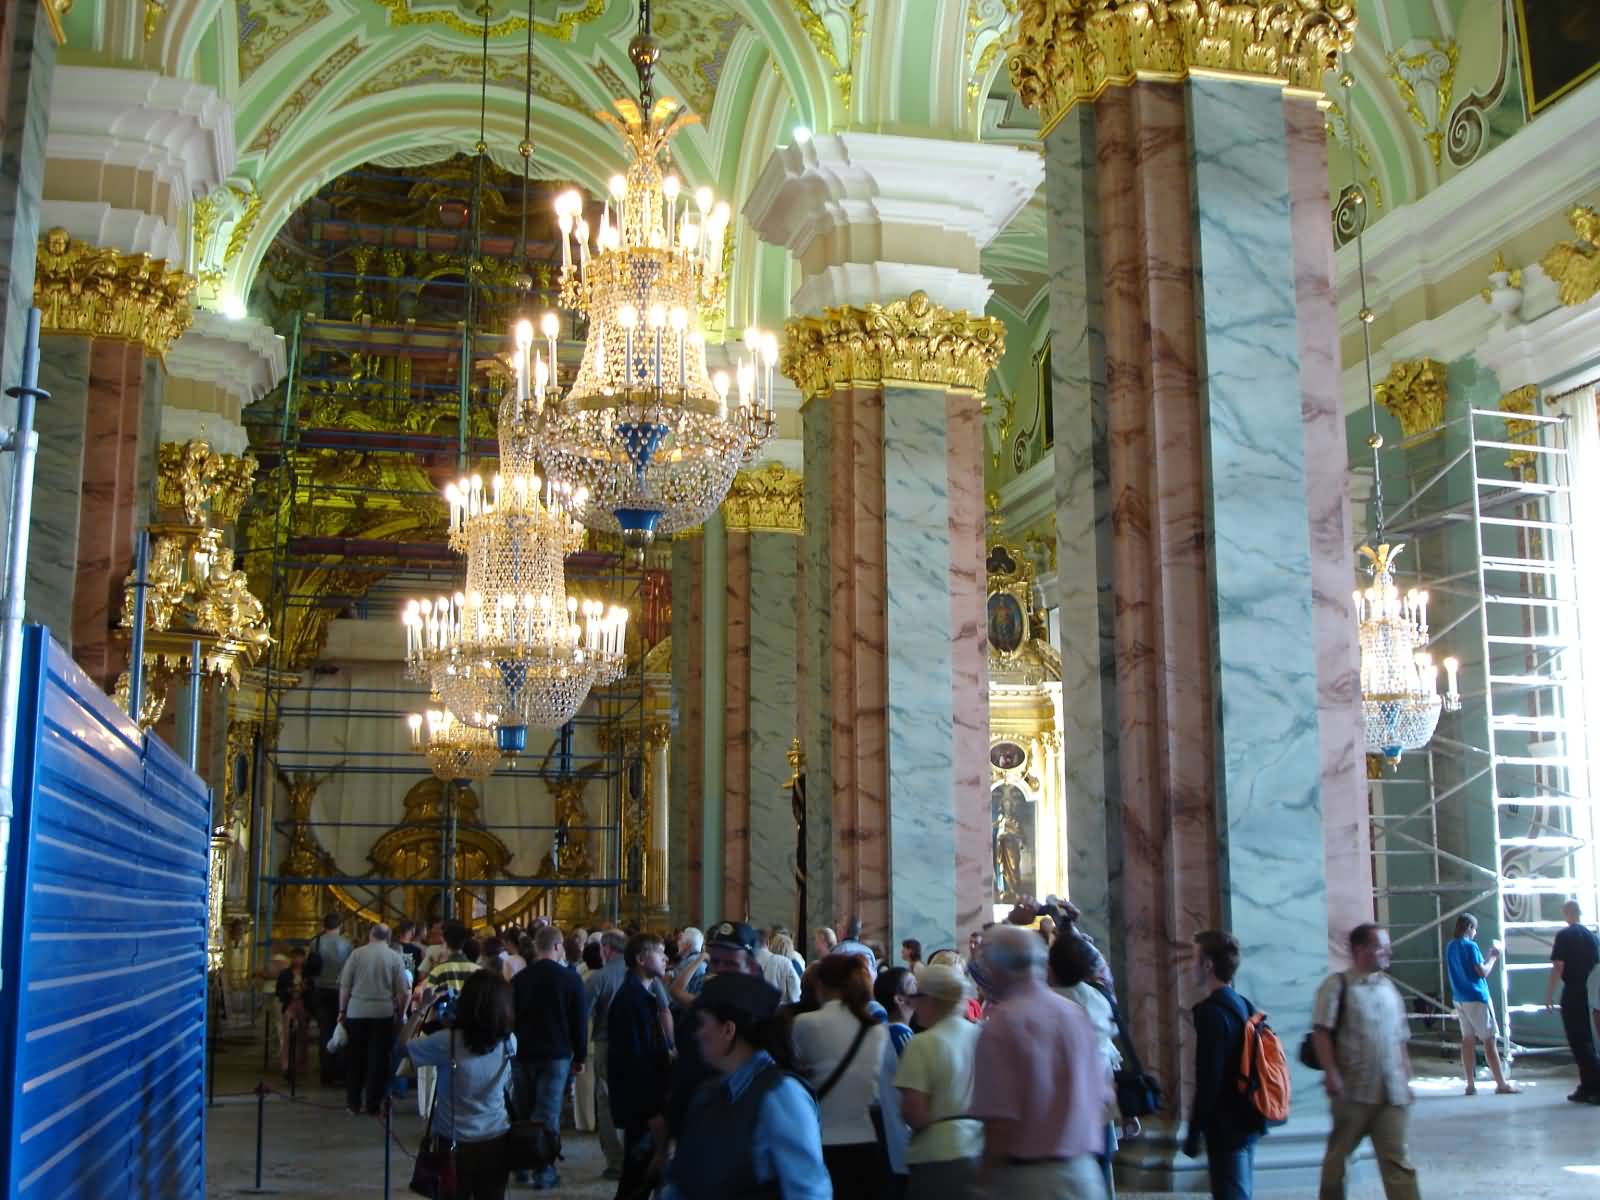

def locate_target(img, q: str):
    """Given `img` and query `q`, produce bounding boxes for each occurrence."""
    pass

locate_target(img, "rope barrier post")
[237,1080,278,1194]
[384,1100,393,1199]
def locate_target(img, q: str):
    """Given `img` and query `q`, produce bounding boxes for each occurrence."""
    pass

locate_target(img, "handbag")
[503,1045,561,1173]
[325,1020,348,1054]
[1299,973,1347,1071]
[1106,994,1163,1119]
[410,1030,458,1198]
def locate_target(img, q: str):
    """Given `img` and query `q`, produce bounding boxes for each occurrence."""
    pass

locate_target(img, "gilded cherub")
[1540,206,1600,309]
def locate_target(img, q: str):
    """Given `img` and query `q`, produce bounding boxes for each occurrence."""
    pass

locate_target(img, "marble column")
[0,0,52,395]
[748,134,1040,953]
[1042,75,1351,1181]
[668,534,704,923]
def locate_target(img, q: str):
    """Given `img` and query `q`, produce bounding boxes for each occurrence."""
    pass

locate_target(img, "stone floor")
[205,1026,1599,1198]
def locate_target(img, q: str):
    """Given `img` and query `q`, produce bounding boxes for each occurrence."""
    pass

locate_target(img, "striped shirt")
[426,954,479,998]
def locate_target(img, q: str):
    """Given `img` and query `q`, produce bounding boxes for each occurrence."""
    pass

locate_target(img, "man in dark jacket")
[608,932,672,1200]
[1183,929,1267,1200]
[511,924,588,1188]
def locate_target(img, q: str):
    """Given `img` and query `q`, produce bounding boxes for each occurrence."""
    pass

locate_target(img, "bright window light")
[791,126,812,144]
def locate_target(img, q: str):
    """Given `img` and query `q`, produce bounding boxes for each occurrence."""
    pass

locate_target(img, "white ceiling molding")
[744,132,1042,314]
[165,311,288,407]
[1476,290,1600,396]
[46,67,236,203]
[1334,74,1600,323]
[158,406,249,458]
[38,200,183,265]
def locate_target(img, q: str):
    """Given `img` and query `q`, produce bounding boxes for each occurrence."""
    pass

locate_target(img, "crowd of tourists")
[265,894,1600,1200]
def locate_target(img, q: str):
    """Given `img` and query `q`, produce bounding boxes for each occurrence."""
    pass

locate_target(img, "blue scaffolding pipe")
[261,876,623,889]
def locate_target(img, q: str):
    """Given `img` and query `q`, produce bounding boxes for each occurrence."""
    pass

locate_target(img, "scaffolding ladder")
[1369,403,1596,1063]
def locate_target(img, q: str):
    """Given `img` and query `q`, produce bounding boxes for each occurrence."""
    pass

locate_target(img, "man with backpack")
[1182,930,1275,1200]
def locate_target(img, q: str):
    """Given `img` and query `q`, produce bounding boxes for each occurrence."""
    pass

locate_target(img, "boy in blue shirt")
[1445,914,1518,1095]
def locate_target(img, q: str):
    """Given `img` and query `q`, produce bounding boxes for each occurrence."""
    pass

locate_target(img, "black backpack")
[304,933,324,982]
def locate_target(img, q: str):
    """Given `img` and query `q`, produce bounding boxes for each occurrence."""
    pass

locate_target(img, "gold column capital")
[34,227,195,358]
[1009,0,1356,134]
[722,462,804,534]
[780,290,1005,403]
[1374,358,1448,442]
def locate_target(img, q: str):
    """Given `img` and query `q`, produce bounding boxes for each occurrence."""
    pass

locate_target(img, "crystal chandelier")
[406,708,503,783]
[400,15,628,745]
[1356,543,1459,764]
[1342,73,1459,767]
[401,330,630,741]
[533,0,777,548]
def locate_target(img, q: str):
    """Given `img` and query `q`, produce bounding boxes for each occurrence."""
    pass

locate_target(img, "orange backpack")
[1237,1010,1292,1123]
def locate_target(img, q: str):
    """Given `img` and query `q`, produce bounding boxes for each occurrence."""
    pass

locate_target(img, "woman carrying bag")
[403,969,518,1200]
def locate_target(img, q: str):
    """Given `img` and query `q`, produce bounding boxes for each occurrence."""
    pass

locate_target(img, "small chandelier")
[1341,73,1459,767]
[1356,543,1460,765]
[407,709,503,783]
[533,0,777,548]
[402,321,630,742]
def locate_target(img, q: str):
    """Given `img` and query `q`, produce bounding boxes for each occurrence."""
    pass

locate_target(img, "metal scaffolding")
[237,184,656,981]
[1368,403,1595,1062]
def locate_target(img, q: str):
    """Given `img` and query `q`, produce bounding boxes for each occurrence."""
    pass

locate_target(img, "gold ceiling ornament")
[1385,38,1457,167]
[721,462,804,534]
[1539,206,1600,308]
[1008,0,1357,134]
[372,0,604,40]
[781,290,1006,403]
[33,227,195,358]
[1373,358,1448,442]
[789,0,867,110]
[116,440,271,726]
[1499,384,1540,476]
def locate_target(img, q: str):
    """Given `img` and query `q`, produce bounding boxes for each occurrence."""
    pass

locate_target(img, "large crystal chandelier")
[401,326,629,741]
[1342,73,1459,767]
[407,709,503,783]
[533,0,776,548]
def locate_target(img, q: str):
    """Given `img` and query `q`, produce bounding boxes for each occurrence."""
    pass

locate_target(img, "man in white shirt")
[896,965,983,1196]
[755,928,801,1004]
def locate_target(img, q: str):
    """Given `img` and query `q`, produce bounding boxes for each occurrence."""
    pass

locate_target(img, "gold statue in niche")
[366,776,513,929]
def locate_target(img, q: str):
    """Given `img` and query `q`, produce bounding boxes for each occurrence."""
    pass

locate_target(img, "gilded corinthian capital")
[723,463,803,534]
[33,227,195,357]
[1009,0,1357,132]
[780,290,1005,403]
[1374,359,1448,441]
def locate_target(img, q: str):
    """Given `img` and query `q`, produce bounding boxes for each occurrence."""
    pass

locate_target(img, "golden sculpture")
[1500,385,1540,477]
[1008,0,1357,133]
[721,463,804,534]
[273,768,339,941]
[364,777,514,929]
[1540,206,1600,308]
[1374,359,1448,442]
[781,290,1006,402]
[116,441,271,724]
[33,227,195,357]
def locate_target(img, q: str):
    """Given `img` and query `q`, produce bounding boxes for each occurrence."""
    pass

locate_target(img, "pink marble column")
[1097,84,1220,1100]
[680,536,705,923]
[946,391,992,939]
[722,531,752,919]
[1287,97,1371,954]
[829,386,890,939]
[75,338,147,691]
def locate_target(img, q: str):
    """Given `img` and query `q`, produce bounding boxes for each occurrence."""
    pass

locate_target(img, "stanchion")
[384,1102,393,1199]
[237,1081,278,1194]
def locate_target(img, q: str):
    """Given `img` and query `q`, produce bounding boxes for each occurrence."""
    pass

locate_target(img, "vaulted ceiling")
[56,0,1582,335]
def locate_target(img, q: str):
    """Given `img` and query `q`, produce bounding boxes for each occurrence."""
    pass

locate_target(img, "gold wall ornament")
[722,462,804,534]
[154,440,257,526]
[1374,359,1448,442]
[781,290,1006,402]
[1385,38,1458,167]
[371,0,603,41]
[34,228,195,358]
[789,0,866,111]
[1500,384,1540,476]
[1008,0,1356,134]
[1539,206,1600,309]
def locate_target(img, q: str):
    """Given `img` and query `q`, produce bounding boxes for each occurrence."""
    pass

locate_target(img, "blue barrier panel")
[0,627,210,1198]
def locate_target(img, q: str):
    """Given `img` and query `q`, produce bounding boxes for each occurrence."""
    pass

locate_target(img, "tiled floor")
[205,1032,1598,1198]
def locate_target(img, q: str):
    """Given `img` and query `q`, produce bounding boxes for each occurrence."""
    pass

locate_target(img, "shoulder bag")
[409,1030,458,1198]
[1102,991,1162,1119]
[304,933,324,983]
[815,1020,872,1102]
[1299,973,1347,1071]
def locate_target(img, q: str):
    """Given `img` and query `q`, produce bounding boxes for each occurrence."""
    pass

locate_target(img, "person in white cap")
[895,964,983,1198]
